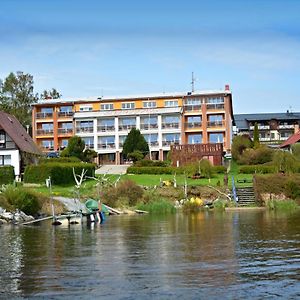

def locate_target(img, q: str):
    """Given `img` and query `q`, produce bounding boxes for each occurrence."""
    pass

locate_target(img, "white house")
[0,111,41,178]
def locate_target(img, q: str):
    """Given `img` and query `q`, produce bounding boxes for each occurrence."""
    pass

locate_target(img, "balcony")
[148,141,159,147]
[98,143,116,149]
[36,112,53,119]
[278,124,295,129]
[58,111,74,117]
[118,124,136,131]
[185,122,202,129]
[162,140,180,146]
[41,145,54,151]
[207,121,225,127]
[58,128,73,135]
[76,126,93,133]
[206,103,224,110]
[84,144,94,149]
[140,123,158,130]
[36,129,54,136]
[184,105,201,112]
[249,125,270,130]
[161,123,179,129]
[97,125,115,132]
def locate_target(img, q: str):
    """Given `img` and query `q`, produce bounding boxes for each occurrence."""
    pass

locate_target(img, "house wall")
[0,149,20,176]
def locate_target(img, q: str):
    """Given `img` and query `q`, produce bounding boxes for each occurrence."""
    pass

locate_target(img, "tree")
[272,150,297,174]
[231,135,253,161]
[60,136,85,160]
[0,71,38,126]
[40,88,61,100]
[122,128,149,159]
[253,122,260,148]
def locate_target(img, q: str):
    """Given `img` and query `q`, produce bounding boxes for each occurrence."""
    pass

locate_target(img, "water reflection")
[0,210,300,299]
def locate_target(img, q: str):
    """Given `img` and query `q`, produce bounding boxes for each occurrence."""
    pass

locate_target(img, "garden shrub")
[285,180,300,199]
[213,165,227,173]
[39,157,81,164]
[239,165,276,174]
[238,146,274,165]
[134,160,169,167]
[127,166,183,175]
[24,163,95,185]
[272,150,297,174]
[0,166,14,185]
[231,135,253,161]
[101,179,144,207]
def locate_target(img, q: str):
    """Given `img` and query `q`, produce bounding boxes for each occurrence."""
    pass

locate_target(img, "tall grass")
[267,199,299,211]
[136,199,176,214]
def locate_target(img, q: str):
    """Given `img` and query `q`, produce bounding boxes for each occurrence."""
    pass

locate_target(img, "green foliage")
[136,199,176,214]
[292,144,300,160]
[267,199,298,211]
[253,122,260,148]
[272,150,297,174]
[0,166,15,184]
[199,159,213,178]
[39,157,81,164]
[127,166,182,175]
[127,150,144,162]
[239,165,275,174]
[83,148,98,163]
[0,71,38,126]
[285,180,300,199]
[101,179,144,207]
[1,185,42,215]
[231,135,253,161]
[24,162,95,185]
[122,128,149,158]
[134,160,170,167]
[238,146,273,165]
[40,88,61,100]
[60,136,85,160]
[213,165,227,174]
[213,199,227,210]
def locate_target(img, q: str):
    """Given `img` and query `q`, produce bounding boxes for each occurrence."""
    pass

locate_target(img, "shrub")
[272,150,297,174]
[1,185,42,215]
[134,160,169,167]
[24,163,95,185]
[127,150,144,162]
[127,166,182,175]
[238,146,274,165]
[292,144,300,160]
[267,199,298,211]
[232,135,253,161]
[39,157,81,164]
[239,165,276,174]
[101,180,144,207]
[199,159,213,178]
[285,180,300,199]
[0,166,14,184]
[213,165,227,173]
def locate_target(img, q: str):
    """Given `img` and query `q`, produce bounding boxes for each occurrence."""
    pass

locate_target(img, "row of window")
[187,133,224,144]
[185,97,224,105]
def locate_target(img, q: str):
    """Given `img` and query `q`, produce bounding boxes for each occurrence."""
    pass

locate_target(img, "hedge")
[127,166,183,175]
[134,160,170,167]
[213,165,227,174]
[239,165,276,174]
[39,157,81,164]
[0,166,15,184]
[24,163,95,185]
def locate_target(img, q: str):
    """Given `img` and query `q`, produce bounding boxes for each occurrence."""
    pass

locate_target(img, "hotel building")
[32,86,234,164]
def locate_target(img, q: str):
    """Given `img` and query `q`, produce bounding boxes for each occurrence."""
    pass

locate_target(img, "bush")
[0,166,14,184]
[39,157,81,164]
[134,160,169,167]
[232,135,253,161]
[127,150,144,162]
[292,144,300,160]
[101,180,144,207]
[1,185,42,215]
[267,199,298,211]
[127,166,182,175]
[213,165,227,173]
[272,150,297,174]
[238,146,274,165]
[24,163,95,185]
[285,180,300,199]
[239,165,276,174]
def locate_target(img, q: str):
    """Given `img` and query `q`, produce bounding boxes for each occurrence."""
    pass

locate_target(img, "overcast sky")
[0,0,299,113]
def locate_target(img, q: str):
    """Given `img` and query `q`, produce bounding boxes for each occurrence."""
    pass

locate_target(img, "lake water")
[0,210,300,299]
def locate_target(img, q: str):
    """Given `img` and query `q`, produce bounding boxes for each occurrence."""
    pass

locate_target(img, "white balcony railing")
[98,143,116,149]
[97,125,115,132]
[76,127,93,133]
[161,123,179,129]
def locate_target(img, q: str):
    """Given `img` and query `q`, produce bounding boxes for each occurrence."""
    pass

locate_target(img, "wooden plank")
[135,209,149,214]
[103,204,122,215]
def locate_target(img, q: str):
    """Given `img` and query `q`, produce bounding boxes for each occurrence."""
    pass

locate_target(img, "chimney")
[225,84,230,91]
[295,123,299,133]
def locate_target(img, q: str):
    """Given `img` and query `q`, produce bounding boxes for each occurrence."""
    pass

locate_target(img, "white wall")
[0,149,20,176]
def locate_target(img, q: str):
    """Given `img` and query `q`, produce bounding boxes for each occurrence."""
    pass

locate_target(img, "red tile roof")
[279,130,300,148]
[0,111,42,155]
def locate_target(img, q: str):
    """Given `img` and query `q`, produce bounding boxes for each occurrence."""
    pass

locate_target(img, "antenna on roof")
[191,72,196,93]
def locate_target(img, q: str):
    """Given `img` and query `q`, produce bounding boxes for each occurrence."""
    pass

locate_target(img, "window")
[188,134,202,144]
[120,117,136,126]
[163,115,179,123]
[41,107,53,113]
[0,155,11,166]
[82,137,94,148]
[60,139,69,148]
[165,100,178,107]
[60,106,72,113]
[0,132,5,146]
[209,133,224,143]
[61,122,73,129]
[208,115,223,122]
[163,133,180,143]
[79,105,93,111]
[143,101,156,108]
[187,116,201,123]
[143,134,158,143]
[101,103,114,110]
[42,123,53,130]
[42,140,54,149]
[122,102,135,110]
[99,118,114,126]
[185,98,202,105]
[206,97,224,104]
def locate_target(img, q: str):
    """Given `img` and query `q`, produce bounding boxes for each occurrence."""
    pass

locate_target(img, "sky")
[0,0,300,114]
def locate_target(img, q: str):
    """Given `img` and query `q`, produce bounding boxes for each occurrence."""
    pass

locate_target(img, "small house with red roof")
[279,130,300,151]
[0,111,42,178]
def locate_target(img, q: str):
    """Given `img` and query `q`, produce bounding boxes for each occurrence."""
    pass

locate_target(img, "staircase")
[236,187,256,207]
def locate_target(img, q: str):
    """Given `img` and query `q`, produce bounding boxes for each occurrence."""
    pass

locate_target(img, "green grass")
[267,199,299,211]
[136,199,176,214]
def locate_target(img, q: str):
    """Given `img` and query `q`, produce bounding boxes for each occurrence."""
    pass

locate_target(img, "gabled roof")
[279,130,300,148]
[0,111,42,155]
[234,112,300,130]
